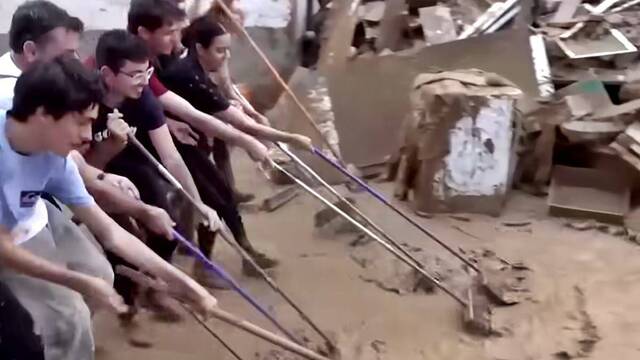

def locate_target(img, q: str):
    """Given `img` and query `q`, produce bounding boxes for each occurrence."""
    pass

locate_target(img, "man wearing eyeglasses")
[80,30,224,339]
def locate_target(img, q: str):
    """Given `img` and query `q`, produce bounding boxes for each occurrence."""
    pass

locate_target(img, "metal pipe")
[311,147,481,274]
[277,143,427,271]
[172,229,298,342]
[271,160,467,307]
[127,133,300,342]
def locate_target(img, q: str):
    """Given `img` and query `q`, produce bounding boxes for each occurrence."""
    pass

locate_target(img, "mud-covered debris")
[501,220,532,227]
[565,220,597,231]
[467,249,533,305]
[596,223,626,237]
[314,198,367,238]
[450,215,472,222]
[349,233,372,247]
[553,286,600,359]
[350,243,468,295]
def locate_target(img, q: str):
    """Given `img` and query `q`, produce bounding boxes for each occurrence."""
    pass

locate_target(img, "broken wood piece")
[261,187,299,212]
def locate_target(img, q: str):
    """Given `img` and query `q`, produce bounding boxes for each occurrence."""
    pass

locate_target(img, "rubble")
[299,0,640,226]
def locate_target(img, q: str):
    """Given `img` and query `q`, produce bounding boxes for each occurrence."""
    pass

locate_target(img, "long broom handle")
[127,133,335,349]
[271,160,467,307]
[215,0,342,162]
[208,306,331,360]
[172,229,298,342]
[312,147,481,273]
[126,133,299,342]
[183,305,245,360]
[277,143,429,270]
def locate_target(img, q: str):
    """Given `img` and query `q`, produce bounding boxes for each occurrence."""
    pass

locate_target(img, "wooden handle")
[209,307,331,360]
[214,0,342,162]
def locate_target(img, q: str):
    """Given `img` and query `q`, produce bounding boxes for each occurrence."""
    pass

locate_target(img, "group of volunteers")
[0,0,313,358]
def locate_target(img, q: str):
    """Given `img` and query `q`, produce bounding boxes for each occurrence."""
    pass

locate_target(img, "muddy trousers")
[0,202,114,360]
[177,141,254,257]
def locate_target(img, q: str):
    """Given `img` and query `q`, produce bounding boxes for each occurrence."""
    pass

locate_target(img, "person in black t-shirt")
[82,30,224,338]
[160,17,318,280]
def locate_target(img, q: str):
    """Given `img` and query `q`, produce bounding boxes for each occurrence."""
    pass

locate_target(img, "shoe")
[193,261,232,290]
[144,290,183,323]
[251,252,279,269]
[234,191,256,204]
[119,313,154,348]
[242,252,279,278]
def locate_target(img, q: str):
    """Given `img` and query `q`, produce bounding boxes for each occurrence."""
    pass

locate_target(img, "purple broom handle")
[311,147,479,272]
[171,229,298,342]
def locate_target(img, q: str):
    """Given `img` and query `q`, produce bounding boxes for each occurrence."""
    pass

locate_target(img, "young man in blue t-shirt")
[0,55,218,360]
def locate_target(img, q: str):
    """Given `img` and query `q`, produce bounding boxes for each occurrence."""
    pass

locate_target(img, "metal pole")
[277,143,428,271]
[312,147,481,274]
[271,160,467,307]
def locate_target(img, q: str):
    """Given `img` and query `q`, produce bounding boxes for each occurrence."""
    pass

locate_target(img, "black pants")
[176,141,254,256]
[0,281,44,360]
[105,159,196,306]
[213,140,237,196]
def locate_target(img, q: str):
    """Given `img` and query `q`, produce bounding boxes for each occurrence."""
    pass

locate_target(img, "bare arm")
[158,91,268,161]
[0,224,127,313]
[148,124,201,201]
[71,151,145,215]
[83,140,125,170]
[217,106,312,150]
[71,204,216,312]
[71,151,174,238]
[0,226,97,293]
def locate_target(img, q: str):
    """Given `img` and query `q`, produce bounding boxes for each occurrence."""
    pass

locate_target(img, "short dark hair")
[9,55,103,121]
[182,16,227,50]
[9,0,79,53]
[96,30,151,73]
[65,16,85,34]
[127,0,186,34]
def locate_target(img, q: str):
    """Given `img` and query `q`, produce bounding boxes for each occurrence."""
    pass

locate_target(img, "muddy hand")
[199,204,222,232]
[107,109,132,144]
[140,205,176,239]
[289,134,313,152]
[116,266,218,319]
[77,275,128,315]
[102,173,140,200]
[167,118,200,146]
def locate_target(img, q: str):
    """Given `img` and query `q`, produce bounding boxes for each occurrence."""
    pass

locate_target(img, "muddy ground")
[94,153,640,360]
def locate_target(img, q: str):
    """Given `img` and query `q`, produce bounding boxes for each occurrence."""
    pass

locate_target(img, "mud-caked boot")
[242,251,279,277]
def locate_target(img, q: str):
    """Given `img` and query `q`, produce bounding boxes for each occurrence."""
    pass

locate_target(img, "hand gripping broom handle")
[126,133,298,342]
[172,229,298,342]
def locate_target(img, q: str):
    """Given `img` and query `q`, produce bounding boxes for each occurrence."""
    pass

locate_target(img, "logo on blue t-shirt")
[20,191,42,208]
